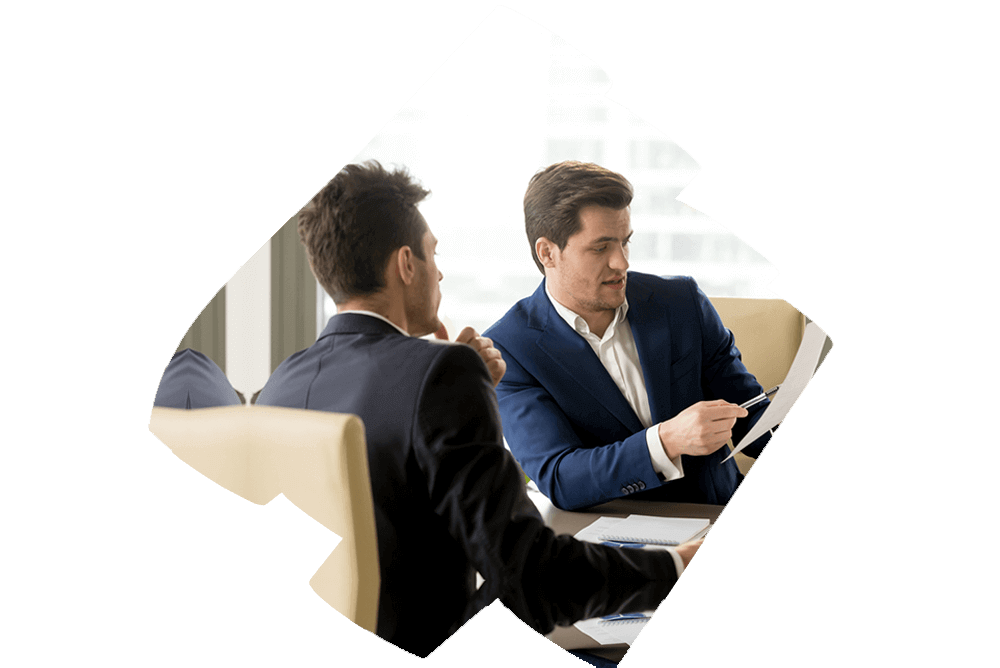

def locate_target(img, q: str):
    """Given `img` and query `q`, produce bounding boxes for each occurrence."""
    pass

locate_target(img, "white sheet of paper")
[573,516,626,543]
[725,321,828,460]
[594,515,709,545]
[573,613,654,646]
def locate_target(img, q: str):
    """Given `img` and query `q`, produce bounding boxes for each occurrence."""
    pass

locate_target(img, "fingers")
[662,400,751,458]
[698,400,748,421]
[688,418,734,451]
[433,324,450,340]
[485,357,507,388]
[476,341,506,387]
[459,331,497,357]
[454,326,478,345]
[477,345,503,362]
[451,326,506,386]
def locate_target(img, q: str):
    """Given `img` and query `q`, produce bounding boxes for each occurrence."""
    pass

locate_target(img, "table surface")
[529,487,724,656]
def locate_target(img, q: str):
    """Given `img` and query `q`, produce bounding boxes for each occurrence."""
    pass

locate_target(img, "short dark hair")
[298,161,430,303]
[523,161,633,274]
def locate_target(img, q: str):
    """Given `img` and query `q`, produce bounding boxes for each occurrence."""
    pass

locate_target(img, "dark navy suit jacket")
[257,313,682,657]
[484,272,771,511]
[153,349,241,409]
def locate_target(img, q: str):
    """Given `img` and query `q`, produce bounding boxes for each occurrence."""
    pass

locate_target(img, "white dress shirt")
[544,288,689,575]
[544,284,685,482]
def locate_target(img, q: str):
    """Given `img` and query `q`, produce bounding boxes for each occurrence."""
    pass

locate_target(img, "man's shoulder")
[423,338,492,377]
[336,315,485,371]
[154,348,240,409]
[261,330,486,405]
[359,333,489,383]
[487,298,533,327]
[483,284,546,345]
[628,271,696,293]
[162,348,227,379]
[627,272,702,309]
[291,327,473,369]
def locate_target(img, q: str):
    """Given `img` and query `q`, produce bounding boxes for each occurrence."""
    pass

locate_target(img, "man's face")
[405,220,444,338]
[545,205,632,320]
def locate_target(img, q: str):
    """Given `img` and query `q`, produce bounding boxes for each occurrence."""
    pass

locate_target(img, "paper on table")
[573,516,626,543]
[596,515,709,545]
[574,515,708,546]
[725,321,828,461]
[573,613,654,646]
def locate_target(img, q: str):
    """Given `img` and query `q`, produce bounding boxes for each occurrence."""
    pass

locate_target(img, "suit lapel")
[529,282,644,433]
[626,277,674,424]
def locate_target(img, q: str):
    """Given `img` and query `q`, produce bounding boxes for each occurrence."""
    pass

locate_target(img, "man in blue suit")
[484,161,773,511]
[256,161,699,658]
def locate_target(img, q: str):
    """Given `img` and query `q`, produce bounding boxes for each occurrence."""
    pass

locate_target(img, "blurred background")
[181,19,777,398]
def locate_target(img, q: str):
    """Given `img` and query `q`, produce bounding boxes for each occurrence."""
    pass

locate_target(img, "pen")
[599,613,650,625]
[739,385,780,410]
[601,540,647,549]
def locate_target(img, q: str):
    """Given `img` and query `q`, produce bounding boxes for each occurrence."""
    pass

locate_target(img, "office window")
[628,231,659,262]
[315,30,775,336]
[546,104,609,124]
[546,138,604,165]
[630,139,696,171]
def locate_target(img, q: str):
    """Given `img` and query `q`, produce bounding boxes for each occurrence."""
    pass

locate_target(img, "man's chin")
[412,317,443,340]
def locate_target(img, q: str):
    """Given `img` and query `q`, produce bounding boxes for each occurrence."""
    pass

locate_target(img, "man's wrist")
[657,422,678,460]
[647,426,683,481]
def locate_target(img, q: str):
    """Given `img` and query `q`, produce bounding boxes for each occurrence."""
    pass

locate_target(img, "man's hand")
[657,399,748,460]
[675,538,703,568]
[436,325,506,387]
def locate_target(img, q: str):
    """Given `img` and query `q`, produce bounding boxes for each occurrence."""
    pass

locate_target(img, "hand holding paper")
[725,321,828,461]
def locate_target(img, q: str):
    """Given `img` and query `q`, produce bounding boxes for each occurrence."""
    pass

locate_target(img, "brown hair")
[523,161,633,274]
[298,161,429,303]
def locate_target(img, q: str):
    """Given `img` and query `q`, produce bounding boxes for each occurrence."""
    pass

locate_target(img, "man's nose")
[609,246,629,271]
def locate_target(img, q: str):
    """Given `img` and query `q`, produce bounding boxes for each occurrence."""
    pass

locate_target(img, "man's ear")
[535,237,558,269]
[395,246,416,285]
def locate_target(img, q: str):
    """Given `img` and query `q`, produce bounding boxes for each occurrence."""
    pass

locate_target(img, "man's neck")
[544,279,616,339]
[337,295,409,335]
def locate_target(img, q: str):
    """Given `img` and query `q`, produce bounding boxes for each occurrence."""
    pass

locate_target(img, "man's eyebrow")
[590,232,633,244]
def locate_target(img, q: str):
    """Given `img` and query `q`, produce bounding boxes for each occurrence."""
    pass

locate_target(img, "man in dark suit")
[256,161,698,658]
[484,161,774,511]
[153,348,243,409]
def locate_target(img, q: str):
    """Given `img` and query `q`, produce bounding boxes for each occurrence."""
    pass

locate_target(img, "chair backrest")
[149,405,380,633]
[708,297,805,473]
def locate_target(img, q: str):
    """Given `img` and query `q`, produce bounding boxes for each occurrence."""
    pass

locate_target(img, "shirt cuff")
[666,547,685,577]
[645,426,684,481]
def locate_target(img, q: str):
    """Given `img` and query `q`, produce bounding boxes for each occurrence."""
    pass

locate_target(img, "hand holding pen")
[739,385,780,410]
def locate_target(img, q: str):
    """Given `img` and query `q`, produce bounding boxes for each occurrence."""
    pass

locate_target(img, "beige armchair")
[708,297,806,474]
[148,405,380,633]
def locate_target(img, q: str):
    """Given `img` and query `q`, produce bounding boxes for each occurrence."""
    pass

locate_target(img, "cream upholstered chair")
[148,405,380,633]
[708,297,806,475]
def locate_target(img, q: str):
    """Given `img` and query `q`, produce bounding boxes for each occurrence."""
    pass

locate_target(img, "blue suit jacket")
[257,313,682,657]
[484,272,771,510]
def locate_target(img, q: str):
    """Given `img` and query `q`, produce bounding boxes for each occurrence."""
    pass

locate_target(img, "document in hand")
[726,320,829,461]
[574,515,710,546]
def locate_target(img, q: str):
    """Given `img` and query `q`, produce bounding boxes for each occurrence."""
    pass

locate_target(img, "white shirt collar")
[337,310,411,337]
[544,280,629,339]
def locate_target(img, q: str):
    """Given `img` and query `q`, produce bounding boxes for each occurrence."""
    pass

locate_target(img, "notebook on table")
[574,514,710,546]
